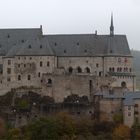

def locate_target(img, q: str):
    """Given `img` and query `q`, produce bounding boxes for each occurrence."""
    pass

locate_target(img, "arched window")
[109,67,112,72]
[121,81,126,88]
[47,79,52,84]
[28,75,31,81]
[77,67,82,73]
[68,67,73,73]
[85,67,90,73]
[129,68,132,72]
[18,75,21,81]
[112,67,115,72]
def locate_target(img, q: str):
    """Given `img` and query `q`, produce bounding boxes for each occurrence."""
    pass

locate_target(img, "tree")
[113,113,123,124]
[24,117,61,140]
[0,118,6,139]
[92,121,115,135]
[55,112,76,139]
[113,124,131,140]
[75,117,93,138]
[5,128,22,140]
[131,123,140,140]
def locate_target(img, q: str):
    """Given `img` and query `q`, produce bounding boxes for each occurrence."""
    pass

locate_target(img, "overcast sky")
[0,0,140,50]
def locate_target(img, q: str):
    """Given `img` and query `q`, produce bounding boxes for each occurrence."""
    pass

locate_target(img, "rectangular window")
[7,68,11,74]
[128,112,131,117]
[7,77,11,82]
[128,106,131,110]
[28,75,31,80]
[38,72,40,77]
[96,63,99,68]
[18,64,20,68]
[135,104,138,107]
[8,60,11,65]
[40,61,43,67]
[47,61,50,67]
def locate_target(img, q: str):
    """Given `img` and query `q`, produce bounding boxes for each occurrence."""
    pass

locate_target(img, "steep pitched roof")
[46,34,131,57]
[12,37,54,56]
[0,28,42,55]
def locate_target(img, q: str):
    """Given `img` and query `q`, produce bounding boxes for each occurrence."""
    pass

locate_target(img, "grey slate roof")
[94,92,124,99]
[0,28,131,57]
[123,92,140,106]
[46,34,131,57]
[15,37,54,56]
[0,28,42,55]
[95,91,140,106]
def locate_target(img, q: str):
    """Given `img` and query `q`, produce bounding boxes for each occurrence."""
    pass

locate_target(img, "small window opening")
[18,75,21,81]
[28,45,31,49]
[7,68,11,74]
[7,77,11,82]
[47,61,50,67]
[28,75,31,80]
[96,63,99,68]
[47,79,52,84]
[18,64,20,68]
[85,67,90,73]
[84,49,87,53]
[40,61,43,67]
[7,34,10,38]
[99,71,102,77]
[8,60,11,65]
[38,72,40,77]
[40,45,42,48]
[77,67,82,73]
[68,67,73,73]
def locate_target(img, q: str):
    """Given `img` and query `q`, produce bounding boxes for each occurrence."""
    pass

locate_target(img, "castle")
[0,15,135,102]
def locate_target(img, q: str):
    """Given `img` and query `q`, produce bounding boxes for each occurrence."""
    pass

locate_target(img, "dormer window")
[64,50,66,53]
[21,40,24,43]
[7,34,10,38]
[84,50,87,53]
[40,45,42,49]
[28,45,31,49]
[77,42,79,46]
[54,43,57,46]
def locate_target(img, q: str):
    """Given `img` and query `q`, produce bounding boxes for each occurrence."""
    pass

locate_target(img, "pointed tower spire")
[110,13,114,36]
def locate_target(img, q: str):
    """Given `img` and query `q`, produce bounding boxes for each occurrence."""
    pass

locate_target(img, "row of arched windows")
[109,67,132,73]
[68,67,91,73]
